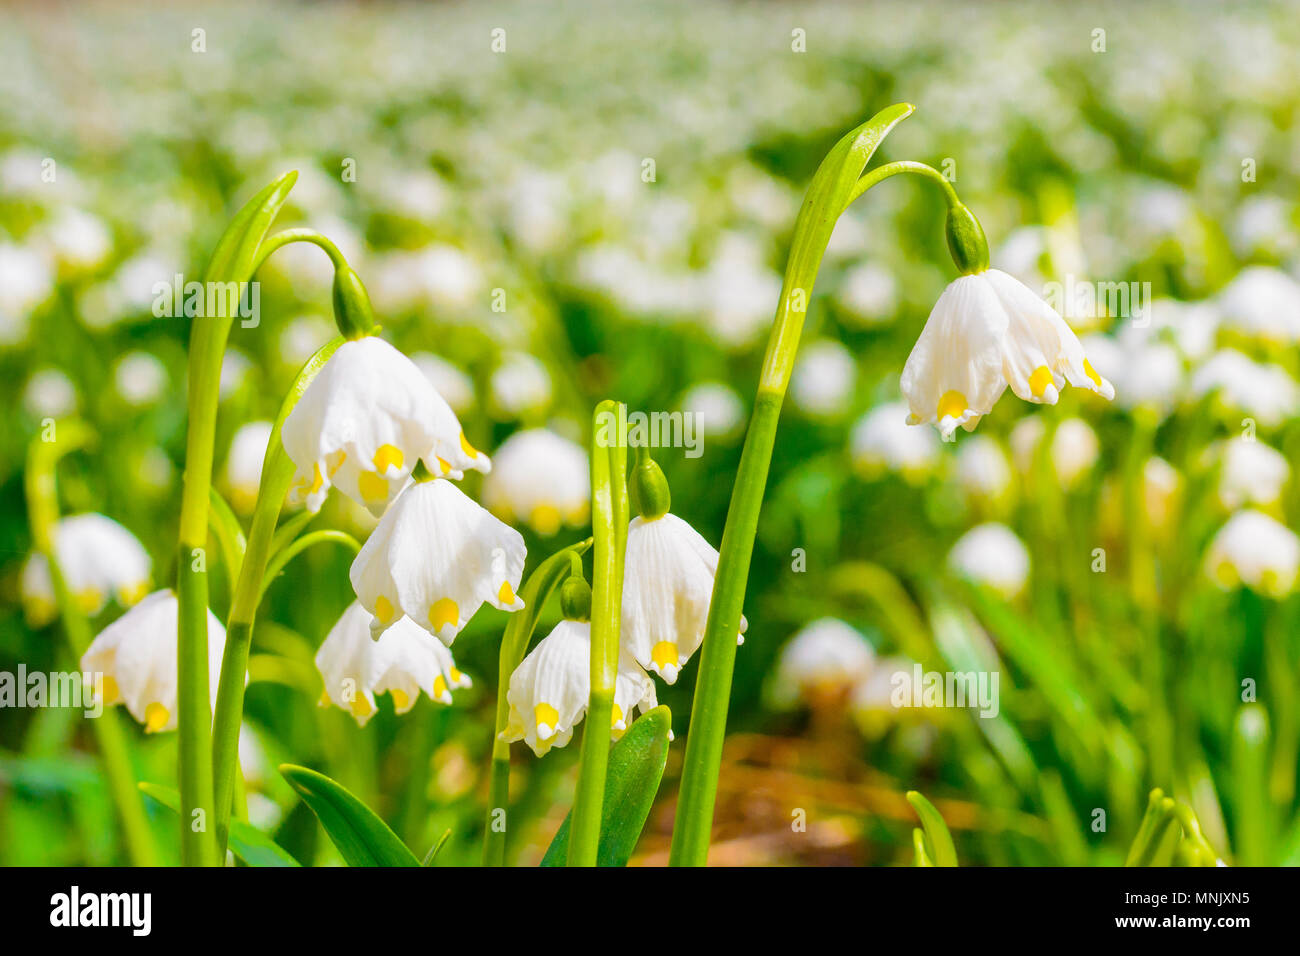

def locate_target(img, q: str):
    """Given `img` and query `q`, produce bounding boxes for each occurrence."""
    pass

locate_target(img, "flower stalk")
[568,400,629,865]
[669,103,979,865]
[25,422,158,866]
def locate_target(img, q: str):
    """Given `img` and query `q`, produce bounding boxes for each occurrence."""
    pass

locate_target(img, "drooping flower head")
[947,522,1030,599]
[481,427,590,535]
[316,601,471,726]
[350,477,526,645]
[503,576,658,757]
[901,210,1114,438]
[282,336,490,516]
[22,513,152,626]
[620,448,745,684]
[771,617,875,708]
[80,589,225,733]
[1205,510,1300,598]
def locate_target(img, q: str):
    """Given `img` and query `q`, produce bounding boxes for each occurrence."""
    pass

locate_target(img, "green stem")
[568,400,629,865]
[259,529,360,601]
[25,421,159,866]
[176,171,298,866]
[211,336,342,857]
[669,103,951,866]
[483,539,593,866]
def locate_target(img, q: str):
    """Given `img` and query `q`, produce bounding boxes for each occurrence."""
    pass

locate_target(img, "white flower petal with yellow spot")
[772,618,875,708]
[21,513,152,626]
[1205,510,1300,598]
[901,268,1114,438]
[481,428,590,535]
[281,336,490,517]
[316,601,471,727]
[80,589,225,733]
[501,619,657,757]
[621,513,746,685]
[350,479,526,646]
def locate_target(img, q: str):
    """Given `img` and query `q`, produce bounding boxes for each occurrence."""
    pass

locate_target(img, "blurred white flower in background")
[678,382,745,443]
[316,601,472,726]
[224,421,273,515]
[1190,348,1300,427]
[40,207,112,272]
[1216,265,1300,344]
[0,242,53,342]
[955,433,1014,505]
[850,401,940,482]
[22,367,78,418]
[1050,418,1100,489]
[489,351,552,419]
[791,340,857,417]
[81,589,225,733]
[837,262,899,325]
[1215,436,1290,510]
[771,617,875,708]
[1143,456,1182,535]
[481,428,590,534]
[410,351,476,414]
[1205,509,1300,598]
[113,350,168,407]
[21,513,152,625]
[947,522,1030,598]
[219,348,253,399]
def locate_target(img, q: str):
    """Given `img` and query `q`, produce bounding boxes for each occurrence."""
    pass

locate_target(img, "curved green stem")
[176,171,298,866]
[210,336,343,857]
[849,160,960,207]
[568,400,629,866]
[482,538,592,866]
[25,421,158,866]
[668,103,932,866]
[251,228,348,275]
[259,529,360,601]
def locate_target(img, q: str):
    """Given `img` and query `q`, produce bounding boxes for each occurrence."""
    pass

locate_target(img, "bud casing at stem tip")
[629,445,671,520]
[559,574,592,622]
[332,263,377,339]
[945,202,989,276]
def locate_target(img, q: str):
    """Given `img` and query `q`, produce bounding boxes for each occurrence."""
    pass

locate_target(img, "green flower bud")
[629,446,671,520]
[332,264,377,339]
[945,203,989,276]
[559,574,592,622]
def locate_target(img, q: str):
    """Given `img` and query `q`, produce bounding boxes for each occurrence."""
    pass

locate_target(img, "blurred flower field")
[3,0,1300,867]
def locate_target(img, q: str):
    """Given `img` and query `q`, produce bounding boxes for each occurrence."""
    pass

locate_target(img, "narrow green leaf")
[279,764,419,867]
[912,828,935,867]
[422,829,452,866]
[208,487,248,596]
[541,706,672,867]
[139,782,299,867]
[906,790,958,867]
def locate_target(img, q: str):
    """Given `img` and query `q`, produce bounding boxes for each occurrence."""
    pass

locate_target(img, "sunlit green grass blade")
[280,764,419,867]
[541,706,672,867]
[139,781,299,867]
[906,790,958,867]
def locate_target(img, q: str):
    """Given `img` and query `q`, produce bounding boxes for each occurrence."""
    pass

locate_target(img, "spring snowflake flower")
[1216,436,1289,510]
[1010,416,1099,489]
[772,618,875,707]
[621,512,745,684]
[21,514,151,626]
[224,421,274,515]
[481,428,590,535]
[316,601,471,726]
[350,478,526,645]
[1205,510,1300,598]
[901,268,1114,437]
[489,352,553,419]
[679,382,745,442]
[502,619,658,757]
[80,589,225,733]
[113,351,168,407]
[281,336,490,516]
[1217,266,1300,344]
[947,523,1030,599]
[955,434,1014,504]
[1190,349,1300,428]
[850,401,941,482]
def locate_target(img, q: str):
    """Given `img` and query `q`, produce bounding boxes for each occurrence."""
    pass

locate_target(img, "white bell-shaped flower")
[281,336,490,516]
[901,268,1114,437]
[21,513,152,626]
[502,619,658,757]
[621,513,746,684]
[481,428,591,535]
[1205,510,1300,598]
[350,478,526,645]
[80,589,226,733]
[316,601,471,726]
[947,523,1030,599]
